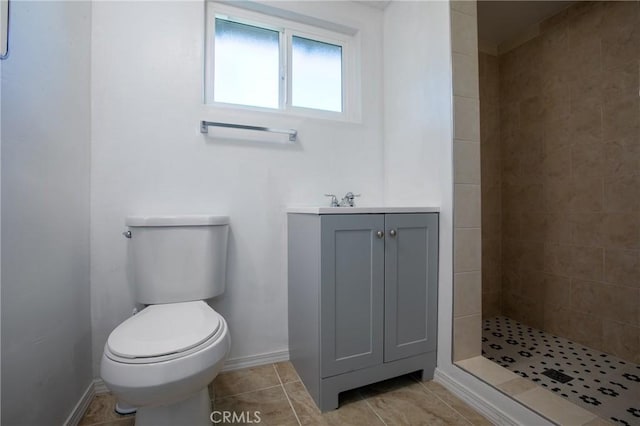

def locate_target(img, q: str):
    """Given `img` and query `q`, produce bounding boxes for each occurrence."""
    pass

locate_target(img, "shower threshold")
[482,316,640,426]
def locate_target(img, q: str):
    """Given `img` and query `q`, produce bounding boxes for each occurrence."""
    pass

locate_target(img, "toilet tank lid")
[126,215,229,227]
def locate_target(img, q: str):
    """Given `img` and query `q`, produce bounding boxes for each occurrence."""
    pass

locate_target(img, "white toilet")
[101,215,231,426]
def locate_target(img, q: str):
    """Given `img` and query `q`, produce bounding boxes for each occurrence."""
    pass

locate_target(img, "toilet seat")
[106,301,224,364]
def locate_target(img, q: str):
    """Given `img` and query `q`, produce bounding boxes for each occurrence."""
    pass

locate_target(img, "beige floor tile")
[362,378,471,425]
[284,381,383,426]
[79,394,134,426]
[275,361,300,384]
[583,417,614,425]
[213,364,281,397]
[514,387,596,426]
[90,420,135,426]
[421,381,493,426]
[456,356,519,386]
[214,385,299,426]
[496,378,537,396]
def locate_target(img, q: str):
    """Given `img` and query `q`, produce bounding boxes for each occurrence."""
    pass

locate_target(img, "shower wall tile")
[455,228,482,272]
[568,311,603,350]
[454,272,482,317]
[600,284,639,325]
[496,1,640,363]
[543,307,572,338]
[450,0,476,16]
[543,243,572,276]
[454,141,481,184]
[478,50,502,322]
[453,314,482,361]
[570,246,603,281]
[455,184,481,228]
[453,52,479,98]
[603,175,640,213]
[601,62,639,104]
[602,320,640,364]
[569,213,605,247]
[543,274,570,310]
[452,1,483,361]
[454,96,480,141]
[602,97,639,142]
[451,10,478,56]
[603,213,640,249]
[543,117,572,153]
[604,248,640,287]
[545,213,572,244]
[570,176,603,212]
[543,145,572,179]
[482,291,501,319]
[570,279,604,316]
[571,143,605,178]
[603,138,639,178]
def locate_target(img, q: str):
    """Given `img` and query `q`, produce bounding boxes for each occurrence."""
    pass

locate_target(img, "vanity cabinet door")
[320,214,385,378]
[384,213,438,362]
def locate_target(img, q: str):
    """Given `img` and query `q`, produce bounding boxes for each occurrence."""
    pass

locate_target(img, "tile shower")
[478,1,639,423]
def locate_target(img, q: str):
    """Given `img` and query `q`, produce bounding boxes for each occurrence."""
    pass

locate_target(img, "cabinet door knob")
[376,230,384,239]
[389,229,397,237]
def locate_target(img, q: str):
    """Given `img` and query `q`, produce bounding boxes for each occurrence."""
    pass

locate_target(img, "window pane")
[291,36,342,112]
[214,18,279,109]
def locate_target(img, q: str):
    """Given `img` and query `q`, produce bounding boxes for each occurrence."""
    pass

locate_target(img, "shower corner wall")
[478,0,640,366]
[478,50,502,321]
[450,0,483,363]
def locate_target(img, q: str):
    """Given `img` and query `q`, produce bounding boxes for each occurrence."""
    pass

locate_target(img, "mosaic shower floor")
[482,316,640,426]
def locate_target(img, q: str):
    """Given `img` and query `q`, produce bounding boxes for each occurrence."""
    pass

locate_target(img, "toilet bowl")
[101,301,230,426]
[100,215,231,426]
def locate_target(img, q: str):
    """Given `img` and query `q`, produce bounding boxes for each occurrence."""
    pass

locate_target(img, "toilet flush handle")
[122,230,132,239]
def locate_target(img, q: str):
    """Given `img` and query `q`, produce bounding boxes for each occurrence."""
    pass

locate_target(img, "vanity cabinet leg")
[319,388,340,412]
[420,367,434,382]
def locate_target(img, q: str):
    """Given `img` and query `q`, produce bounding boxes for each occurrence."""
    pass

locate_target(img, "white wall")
[90,0,384,373]
[1,1,93,424]
[0,20,3,425]
[383,1,452,206]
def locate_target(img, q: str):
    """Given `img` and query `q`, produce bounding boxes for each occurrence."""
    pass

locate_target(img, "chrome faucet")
[339,192,360,207]
[324,194,339,207]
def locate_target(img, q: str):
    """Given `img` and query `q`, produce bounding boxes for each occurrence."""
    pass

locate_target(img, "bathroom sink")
[286,206,440,214]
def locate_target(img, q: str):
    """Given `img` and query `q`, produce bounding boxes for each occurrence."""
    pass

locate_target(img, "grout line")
[412,376,475,426]
[215,383,283,400]
[358,390,389,426]
[274,364,302,426]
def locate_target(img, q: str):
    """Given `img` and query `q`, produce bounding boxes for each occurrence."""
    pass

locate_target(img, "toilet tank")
[125,215,229,304]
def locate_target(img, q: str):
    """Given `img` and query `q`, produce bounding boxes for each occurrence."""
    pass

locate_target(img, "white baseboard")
[221,349,289,372]
[434,368,519,426]
[93,378,110,395]
[63,381,96,426]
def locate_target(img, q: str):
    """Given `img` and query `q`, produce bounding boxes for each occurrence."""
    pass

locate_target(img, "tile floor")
[80,362,492,425]
[483,316,640,426]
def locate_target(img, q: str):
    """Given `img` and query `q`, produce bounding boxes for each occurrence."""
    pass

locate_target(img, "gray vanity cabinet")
[288,212,438,412]
[320,214,385,378]
[384,213,438,362]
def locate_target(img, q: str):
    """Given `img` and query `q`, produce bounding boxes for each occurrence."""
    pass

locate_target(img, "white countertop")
[287,206,440,214]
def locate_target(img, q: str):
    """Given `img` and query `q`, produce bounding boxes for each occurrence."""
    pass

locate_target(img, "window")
[214,19,280,109]
[205,4,357,119]
[291,36,342,112]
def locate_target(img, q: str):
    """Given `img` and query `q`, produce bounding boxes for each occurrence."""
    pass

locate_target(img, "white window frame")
[204,2,360,122]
